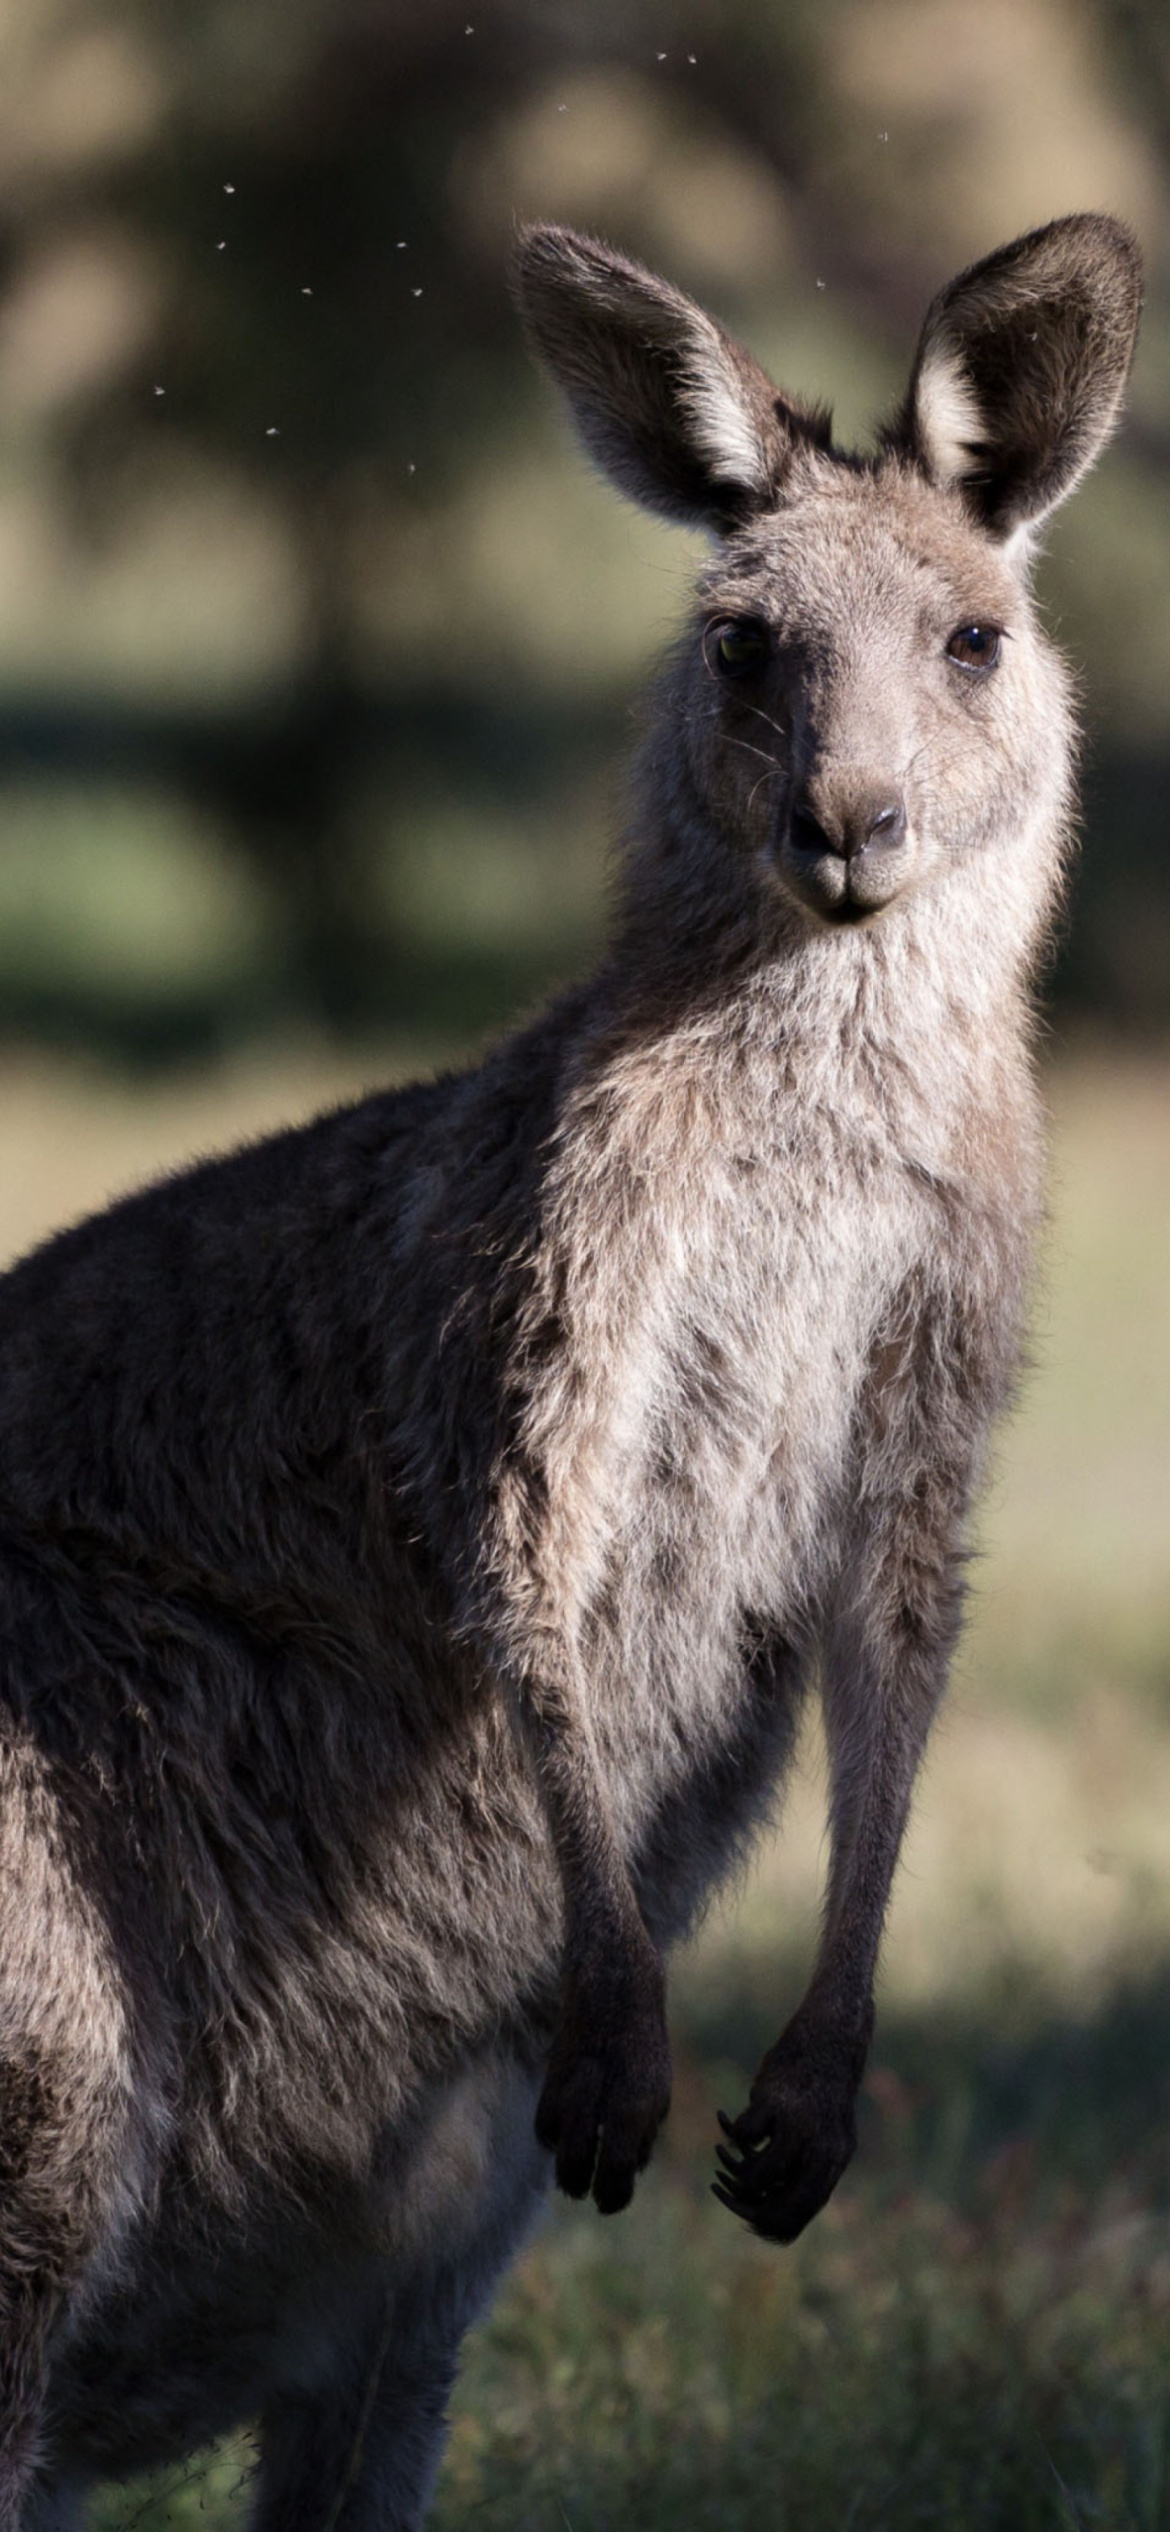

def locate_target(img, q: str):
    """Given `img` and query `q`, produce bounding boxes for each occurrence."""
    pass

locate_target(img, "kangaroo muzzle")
[780,781,916,921]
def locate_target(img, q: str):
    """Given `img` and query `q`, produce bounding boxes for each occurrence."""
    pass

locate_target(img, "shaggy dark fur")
[0,213,1140,2528]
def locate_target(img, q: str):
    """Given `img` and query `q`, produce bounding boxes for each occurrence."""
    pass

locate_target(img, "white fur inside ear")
[679,333,770,494]
[915,339,985,486]
[1001,516,1039,570]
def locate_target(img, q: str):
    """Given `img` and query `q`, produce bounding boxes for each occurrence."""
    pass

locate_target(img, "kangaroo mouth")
[824,893,879,925]
[774,823,913,926]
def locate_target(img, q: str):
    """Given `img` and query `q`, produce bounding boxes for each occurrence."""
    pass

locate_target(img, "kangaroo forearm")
[514,1663,672,2209]
[821,1699,936,1967]
[807,1755,920,2034]
[711,1629,947,2245]
[811,1525,967,2033]
[507,1656,652,1967]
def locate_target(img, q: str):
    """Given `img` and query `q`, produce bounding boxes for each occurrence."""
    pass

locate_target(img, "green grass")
[3,1046,1168,2530]
[438,2179,1170,2530]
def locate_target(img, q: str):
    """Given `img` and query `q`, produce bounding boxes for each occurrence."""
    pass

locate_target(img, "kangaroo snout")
[790,787,907,862]
[783,780,913,920]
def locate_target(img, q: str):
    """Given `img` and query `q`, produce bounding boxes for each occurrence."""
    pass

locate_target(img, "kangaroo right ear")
[513,225,820,535]
[899,213,1142,539]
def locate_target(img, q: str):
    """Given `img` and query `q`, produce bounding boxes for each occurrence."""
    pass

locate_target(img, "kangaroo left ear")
[513,224,825,535]
[896,214,1142,539]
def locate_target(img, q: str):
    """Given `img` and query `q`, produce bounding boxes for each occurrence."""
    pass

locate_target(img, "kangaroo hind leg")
[252,2290,461,2532]
[252,2048,549,2531]
[0,1732,138,2528]
[0,2034,132,2528]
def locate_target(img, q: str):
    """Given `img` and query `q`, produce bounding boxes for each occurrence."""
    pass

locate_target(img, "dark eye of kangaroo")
[710,618,770,679]
[946,623,1002,673]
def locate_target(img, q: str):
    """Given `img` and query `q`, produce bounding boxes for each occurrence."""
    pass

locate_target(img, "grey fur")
[0,214,1140,2525]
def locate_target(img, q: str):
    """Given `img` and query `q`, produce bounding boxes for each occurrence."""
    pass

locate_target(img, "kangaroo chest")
[569,1128,932,1860]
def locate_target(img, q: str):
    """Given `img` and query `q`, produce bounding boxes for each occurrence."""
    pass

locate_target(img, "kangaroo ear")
[898,214,1142,539]
[513,225,820,534]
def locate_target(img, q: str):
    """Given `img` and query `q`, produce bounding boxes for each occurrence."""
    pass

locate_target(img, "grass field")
[2,1041,1169,2530]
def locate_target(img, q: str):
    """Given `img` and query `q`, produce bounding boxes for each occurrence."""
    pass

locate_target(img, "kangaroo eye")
[710,618,770,679]
[947,623,1002,673]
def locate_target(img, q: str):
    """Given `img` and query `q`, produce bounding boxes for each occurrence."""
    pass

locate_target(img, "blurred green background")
[0,0,1167,1059]
[3,1,1170,2525]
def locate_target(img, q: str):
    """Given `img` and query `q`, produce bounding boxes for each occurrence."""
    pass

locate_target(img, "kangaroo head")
[514,217,1141,938]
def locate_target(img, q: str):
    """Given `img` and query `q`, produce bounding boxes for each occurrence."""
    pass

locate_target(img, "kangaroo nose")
[790,790,907,862]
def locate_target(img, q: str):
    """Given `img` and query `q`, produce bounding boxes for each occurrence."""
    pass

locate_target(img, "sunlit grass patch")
[89,2435,258,2531]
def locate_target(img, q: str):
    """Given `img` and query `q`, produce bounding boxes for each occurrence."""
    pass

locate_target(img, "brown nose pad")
[790,793,906,862]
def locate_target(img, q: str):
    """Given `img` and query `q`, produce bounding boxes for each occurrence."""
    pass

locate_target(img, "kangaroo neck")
[591,860,1033,1181]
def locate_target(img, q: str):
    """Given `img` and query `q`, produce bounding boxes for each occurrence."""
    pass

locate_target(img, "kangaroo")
[0,213,1141,2527]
